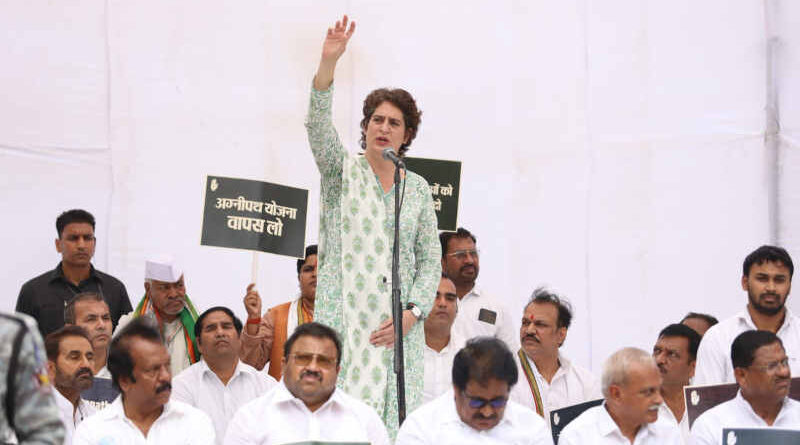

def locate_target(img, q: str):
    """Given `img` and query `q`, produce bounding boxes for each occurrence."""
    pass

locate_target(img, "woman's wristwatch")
[406,303,423,320]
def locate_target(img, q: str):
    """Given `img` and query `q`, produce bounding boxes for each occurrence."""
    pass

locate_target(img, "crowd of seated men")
[4,209,798,444]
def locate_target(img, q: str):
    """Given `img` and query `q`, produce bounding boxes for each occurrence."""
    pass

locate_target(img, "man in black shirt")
[16,209,132,337]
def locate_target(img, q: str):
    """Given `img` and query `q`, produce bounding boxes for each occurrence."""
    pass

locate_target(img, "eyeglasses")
[446,249,480,260]
[461,391,508,409]
[751,358,790,373]
[290,352,337,369]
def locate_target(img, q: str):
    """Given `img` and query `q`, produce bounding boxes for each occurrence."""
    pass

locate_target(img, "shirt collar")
[110,395,178,422]
[199,359,248,382]
[49,262,100,284]
[597,403,658,440]
[736,308,796,330]
[272,380,341,412]
[734,389,793,422]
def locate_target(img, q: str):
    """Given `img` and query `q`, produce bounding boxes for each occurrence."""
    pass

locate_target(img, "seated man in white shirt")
[694,245,799,384]
[652,323,701,444]
[397,336,552,444]
[225,322,390,445]
[559,347,682,444]
[73,316,215,444]
[690,330,800,445]
[510,288,600,424]
[45,326,96,445]
[680,312,718,338]
[172,306,277,444]
[440,228,516,348]
[65,292,118,409]
[423,274,462,403]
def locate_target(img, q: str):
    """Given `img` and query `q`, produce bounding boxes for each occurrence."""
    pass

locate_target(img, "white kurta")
[396,389,552,445]
[423,334,463,403]
[656,401,689,444]
[53,389,95,445]
[558,404,682,445]
[509,352,601,426]
[689,391,800,445]
[72,397,215,445]
[171,359,277,444]
[693,309,800,385]
[451,286,518,350]
[224,382,390,445]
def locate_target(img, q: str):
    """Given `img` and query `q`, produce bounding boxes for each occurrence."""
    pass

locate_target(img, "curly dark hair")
[359,88,422,157]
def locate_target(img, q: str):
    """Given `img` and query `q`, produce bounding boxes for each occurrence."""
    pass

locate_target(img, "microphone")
[382,147,405,168]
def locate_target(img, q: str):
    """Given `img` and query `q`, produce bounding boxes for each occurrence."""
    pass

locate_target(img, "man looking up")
[225,322,390,445]
[396,336,551,444]
[241,245,317,379]
[559,347,681,444]
[510,288,600,424]
[423,274,461,402]
[172,307,276,444]
[73,317,214,444]
[440,228,516,348]
[694,245,799,384]
[652,323,701,443]
[17,209,131,337]
[64,293,118,410]
[44,326,96,445]
[117,255,200,375]
[690,330,800,444]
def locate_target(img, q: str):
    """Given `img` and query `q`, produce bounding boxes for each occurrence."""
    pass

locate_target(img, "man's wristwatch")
[406,303,423,320]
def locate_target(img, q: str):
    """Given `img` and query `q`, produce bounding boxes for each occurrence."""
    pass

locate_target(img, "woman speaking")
[305,15,441,437]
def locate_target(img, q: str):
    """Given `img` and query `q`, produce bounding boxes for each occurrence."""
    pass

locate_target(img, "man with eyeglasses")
[652,323,701,443]
[225,322,389,444]
[172,307,277,444]
[440,228,516,349]
[559,347,681,445]
[73,317,215,444]
[397,337,551,444]
[509,288,600,426]
[694,245,799,384]
[690,330,800,445]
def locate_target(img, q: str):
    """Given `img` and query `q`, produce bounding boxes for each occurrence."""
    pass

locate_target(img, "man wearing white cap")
[115,255,201,375]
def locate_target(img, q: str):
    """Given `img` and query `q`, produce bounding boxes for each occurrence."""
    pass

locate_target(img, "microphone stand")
[391,161,407,425]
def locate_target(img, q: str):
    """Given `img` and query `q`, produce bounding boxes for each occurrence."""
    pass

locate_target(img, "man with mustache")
[116,255,201,375]
[652,323,701,443]
[690,330,800,445]
[172,307,276,444]
[423,274,462,402]
[73,317,214,444]
[559,347,681,444]
[396,336,551,444]
[225,322,390,444]
[241,245,317,380]
[45,326,96,445]
[16,209,132,338]
[65,292,118,410]
[509,288,600,425]
[694,245,799,384]
[440,228,516,349]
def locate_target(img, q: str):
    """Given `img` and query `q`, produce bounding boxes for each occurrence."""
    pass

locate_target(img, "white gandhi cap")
[145,254,183,282]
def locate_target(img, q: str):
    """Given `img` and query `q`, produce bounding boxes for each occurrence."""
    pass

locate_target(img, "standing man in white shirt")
[65,292,118,410]
[397,336,551,444]
[73,317,215,444]
[694,245,799,384]
[172,306,277,444]
[44,326,96,445]
[440,228,516,349]
[690,330,800,445]
[652,323,701,443]
[423,274,461,402]
[225,322,390,445]
[559,347,682,445]
[510,288,600,424]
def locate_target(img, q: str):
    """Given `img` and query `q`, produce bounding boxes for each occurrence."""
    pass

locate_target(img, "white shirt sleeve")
[188,410,217,445]
[693,330,728,385]
[395,412,431,445]
[223,406,255,445]
[687,415,716,445]
[170,371,194,405]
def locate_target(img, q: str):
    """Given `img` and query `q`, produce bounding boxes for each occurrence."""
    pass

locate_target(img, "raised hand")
[314,15,356,91]
[321,15,356,64]
[243,283,262,319]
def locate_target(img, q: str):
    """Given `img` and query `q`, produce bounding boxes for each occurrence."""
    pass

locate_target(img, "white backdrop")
[1,0,798,372]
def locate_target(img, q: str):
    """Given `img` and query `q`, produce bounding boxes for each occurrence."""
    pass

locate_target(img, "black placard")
[550,398,604,443]
[722,428,800,444]
[201,176,308,258]
[404,157,461,231]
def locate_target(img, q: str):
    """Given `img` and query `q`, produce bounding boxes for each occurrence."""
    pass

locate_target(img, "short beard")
[748,290,785,316]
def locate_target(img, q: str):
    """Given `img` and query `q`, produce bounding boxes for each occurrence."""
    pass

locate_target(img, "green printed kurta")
[305,85,441,438]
